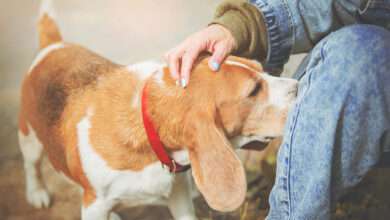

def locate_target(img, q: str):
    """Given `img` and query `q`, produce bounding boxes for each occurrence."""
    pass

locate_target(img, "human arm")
[165,0,390,85]
[213,0,390,72]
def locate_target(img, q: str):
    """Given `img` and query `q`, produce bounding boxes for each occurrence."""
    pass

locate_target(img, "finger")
[167,50,184,81]
[180,47,202,88]
[209,43,230,72]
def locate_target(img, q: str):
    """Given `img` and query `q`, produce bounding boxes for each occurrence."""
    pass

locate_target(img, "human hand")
[164,24,236,87]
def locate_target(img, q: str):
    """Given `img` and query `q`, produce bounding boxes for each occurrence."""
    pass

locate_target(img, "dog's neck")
[138,67,190,152]
[118,63,191,168]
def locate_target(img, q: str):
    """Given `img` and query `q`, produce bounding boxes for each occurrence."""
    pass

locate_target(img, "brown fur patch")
[20,44,121,205]
[83,191,97,207]
[39,82,67,126]
[32,45,117,126]
[18,110,29,136]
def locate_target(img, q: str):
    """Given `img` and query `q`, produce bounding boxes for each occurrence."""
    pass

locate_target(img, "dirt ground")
[1,1,389,220]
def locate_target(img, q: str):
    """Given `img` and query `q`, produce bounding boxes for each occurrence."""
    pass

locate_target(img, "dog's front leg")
[168,172,198,220]
[82,198,121,220]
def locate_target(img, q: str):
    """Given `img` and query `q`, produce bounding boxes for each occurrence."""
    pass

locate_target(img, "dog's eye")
[248,82,261,97]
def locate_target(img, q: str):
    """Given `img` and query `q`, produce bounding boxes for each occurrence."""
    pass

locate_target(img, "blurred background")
[0,1,388,220]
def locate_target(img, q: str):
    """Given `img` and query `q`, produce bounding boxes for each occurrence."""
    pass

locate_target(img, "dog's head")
[149,56,297,211]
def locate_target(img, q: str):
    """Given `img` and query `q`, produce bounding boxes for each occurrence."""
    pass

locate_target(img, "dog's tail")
[38,0,62,49]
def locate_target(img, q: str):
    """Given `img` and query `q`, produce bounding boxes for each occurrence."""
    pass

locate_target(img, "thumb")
[208,43,229,72]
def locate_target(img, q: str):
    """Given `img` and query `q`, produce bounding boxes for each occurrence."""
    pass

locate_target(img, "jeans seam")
[281,0,295,55]
[286,65,314,220]
[320,40,327,61]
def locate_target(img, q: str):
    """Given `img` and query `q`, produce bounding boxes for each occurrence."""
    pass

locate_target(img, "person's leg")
[267,24,390,220]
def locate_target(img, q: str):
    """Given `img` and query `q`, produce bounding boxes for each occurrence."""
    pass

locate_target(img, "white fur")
[153,68,165,85]
[167,173,198,220]
[29,42,66,73]
[39,0,56,19]
[224,60,257,72]
[126,61,166,107]
[130,88,141,108]
[18,124,51,208]
[77,108,197,220]
[126,60,164,81]
[261,73,298,108]
[82,199,122,220]
[171,150,190,165]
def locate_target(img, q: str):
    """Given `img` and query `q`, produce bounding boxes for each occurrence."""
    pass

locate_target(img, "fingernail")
[210,61,220,71]
[175,80,180,86]
[180,78,187,88]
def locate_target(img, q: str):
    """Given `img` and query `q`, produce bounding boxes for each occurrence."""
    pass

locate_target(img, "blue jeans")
[267,25,390,220]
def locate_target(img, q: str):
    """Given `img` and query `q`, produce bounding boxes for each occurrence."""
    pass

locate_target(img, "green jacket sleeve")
[210,0,268,61]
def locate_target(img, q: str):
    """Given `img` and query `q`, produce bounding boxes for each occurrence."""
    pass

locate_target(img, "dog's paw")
[109,212,122,220]
[27,188,51,208]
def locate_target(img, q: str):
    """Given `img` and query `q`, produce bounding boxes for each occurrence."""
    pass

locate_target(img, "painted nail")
[210,61,220,71]
[180,78,187,88]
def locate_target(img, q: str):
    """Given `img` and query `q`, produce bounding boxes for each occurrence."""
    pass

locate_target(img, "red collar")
[141,82,191,173]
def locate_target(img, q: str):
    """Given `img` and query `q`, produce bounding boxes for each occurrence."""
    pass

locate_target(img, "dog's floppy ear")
[186,112,246,212]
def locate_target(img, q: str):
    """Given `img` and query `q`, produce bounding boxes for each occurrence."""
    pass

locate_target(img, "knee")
[310,24,390,90]
[324,24,390,60]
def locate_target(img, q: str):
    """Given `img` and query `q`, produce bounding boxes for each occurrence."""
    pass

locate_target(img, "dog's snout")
[261,74,298,107]
[288,88,298,97]
[275,78,298,97]
[290,79,299,88]
[287,79,299,97]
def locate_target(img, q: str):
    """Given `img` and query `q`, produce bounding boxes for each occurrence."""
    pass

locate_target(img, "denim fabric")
[267,25,390,220]
[249,0,293,71]
[250,0,390,70]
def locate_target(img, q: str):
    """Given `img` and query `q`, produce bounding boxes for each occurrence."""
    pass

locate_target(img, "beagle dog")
[18,1,298,220]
